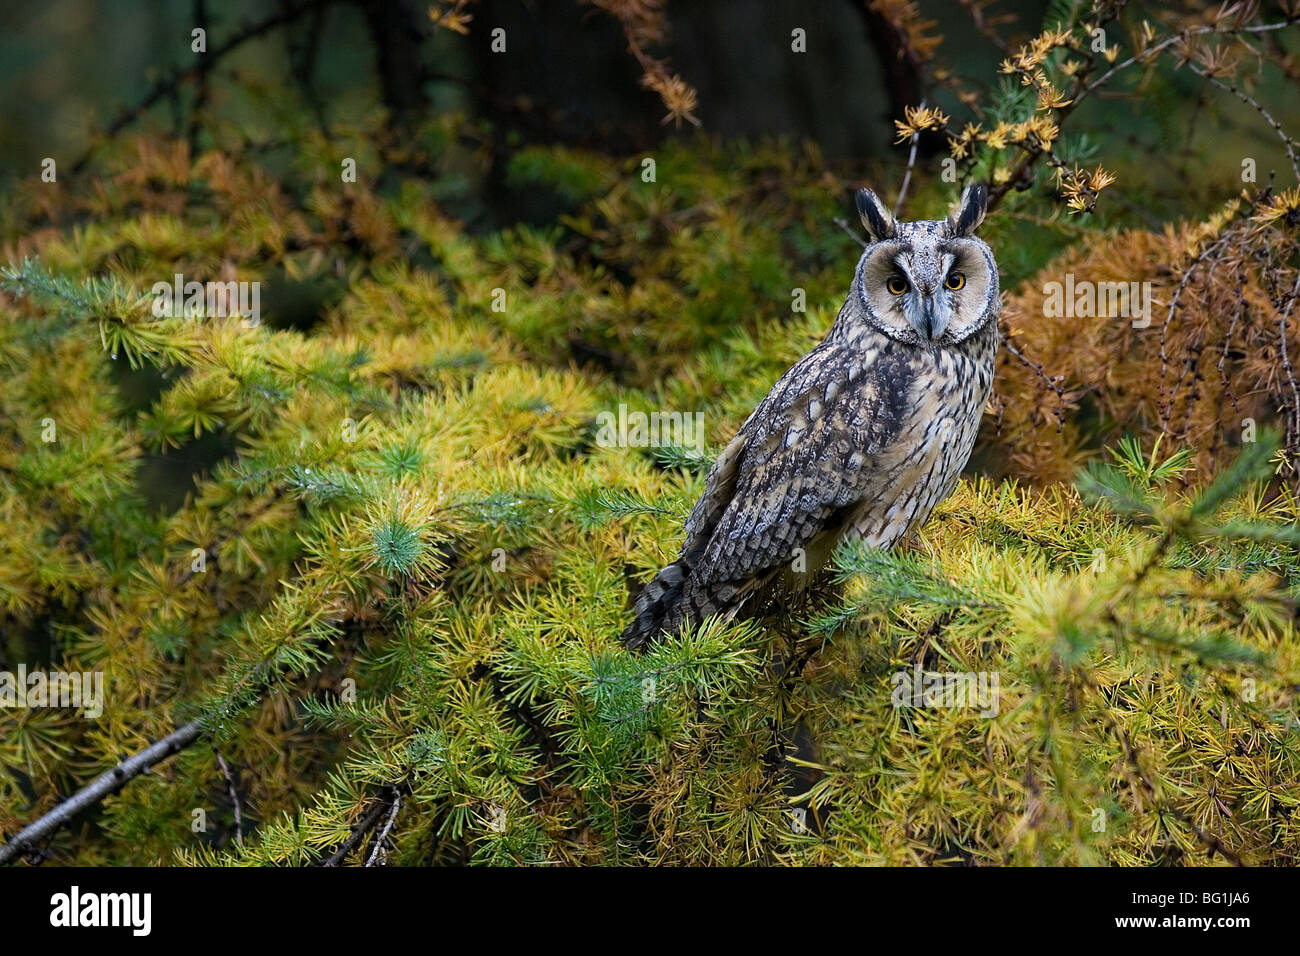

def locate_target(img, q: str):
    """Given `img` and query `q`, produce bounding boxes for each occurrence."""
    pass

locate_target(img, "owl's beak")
[912,297,949,340]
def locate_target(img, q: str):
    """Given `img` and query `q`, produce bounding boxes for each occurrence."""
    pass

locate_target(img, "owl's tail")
[619,561,753,651]
[620,560,688,650]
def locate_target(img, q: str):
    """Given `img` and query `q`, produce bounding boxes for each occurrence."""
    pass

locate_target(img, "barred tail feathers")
[619,562,757,650]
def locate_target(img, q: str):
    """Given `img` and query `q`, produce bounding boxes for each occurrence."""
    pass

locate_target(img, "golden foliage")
[989,203,1299,486]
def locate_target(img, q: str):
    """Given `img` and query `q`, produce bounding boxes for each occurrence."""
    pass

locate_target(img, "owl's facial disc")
[858,233,996,346]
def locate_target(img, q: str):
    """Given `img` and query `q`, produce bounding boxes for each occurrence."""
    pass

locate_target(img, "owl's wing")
[620,338,914,649]
[686,339,912,587]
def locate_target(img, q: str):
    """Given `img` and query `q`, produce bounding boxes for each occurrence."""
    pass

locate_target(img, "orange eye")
[945,271,966,290]
[886,275,909,295]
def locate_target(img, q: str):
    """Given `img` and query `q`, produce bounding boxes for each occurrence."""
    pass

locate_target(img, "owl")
[621,184,999,650]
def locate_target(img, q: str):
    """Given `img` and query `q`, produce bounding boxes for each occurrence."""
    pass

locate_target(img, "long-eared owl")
[622,184,999,649]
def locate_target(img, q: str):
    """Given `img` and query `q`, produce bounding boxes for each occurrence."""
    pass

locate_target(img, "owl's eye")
[886,274,909,295]
[945,271,966,291]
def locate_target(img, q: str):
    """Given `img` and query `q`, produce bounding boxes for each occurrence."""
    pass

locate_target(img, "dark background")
[3,0,1290,224]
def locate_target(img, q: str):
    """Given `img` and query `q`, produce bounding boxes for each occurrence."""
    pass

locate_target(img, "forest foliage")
[1,0,1300,866]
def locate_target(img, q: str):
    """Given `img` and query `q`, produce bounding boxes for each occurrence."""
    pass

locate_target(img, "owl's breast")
[843,341,992,548]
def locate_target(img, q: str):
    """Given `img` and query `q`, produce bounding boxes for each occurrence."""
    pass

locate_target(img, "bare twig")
[895,98,926,216]
[1080,19,1298,102]
[320,784,399,867]
[833,216,868,249]
[214,749,244,846]
[0,719,204,866]
[957,0,1014,54]
[1190,66,1300,184]
[364,794,402,866]
[1001,332,1068,429]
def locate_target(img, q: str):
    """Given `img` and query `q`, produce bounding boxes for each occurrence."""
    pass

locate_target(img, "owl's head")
[852,184,999,346]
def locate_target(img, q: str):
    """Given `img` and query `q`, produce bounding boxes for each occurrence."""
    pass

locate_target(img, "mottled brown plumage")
[622,185,999,649]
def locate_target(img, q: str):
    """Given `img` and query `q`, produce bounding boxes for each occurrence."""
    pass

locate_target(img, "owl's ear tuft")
[856,188,896,241]
[945,183,988,237]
